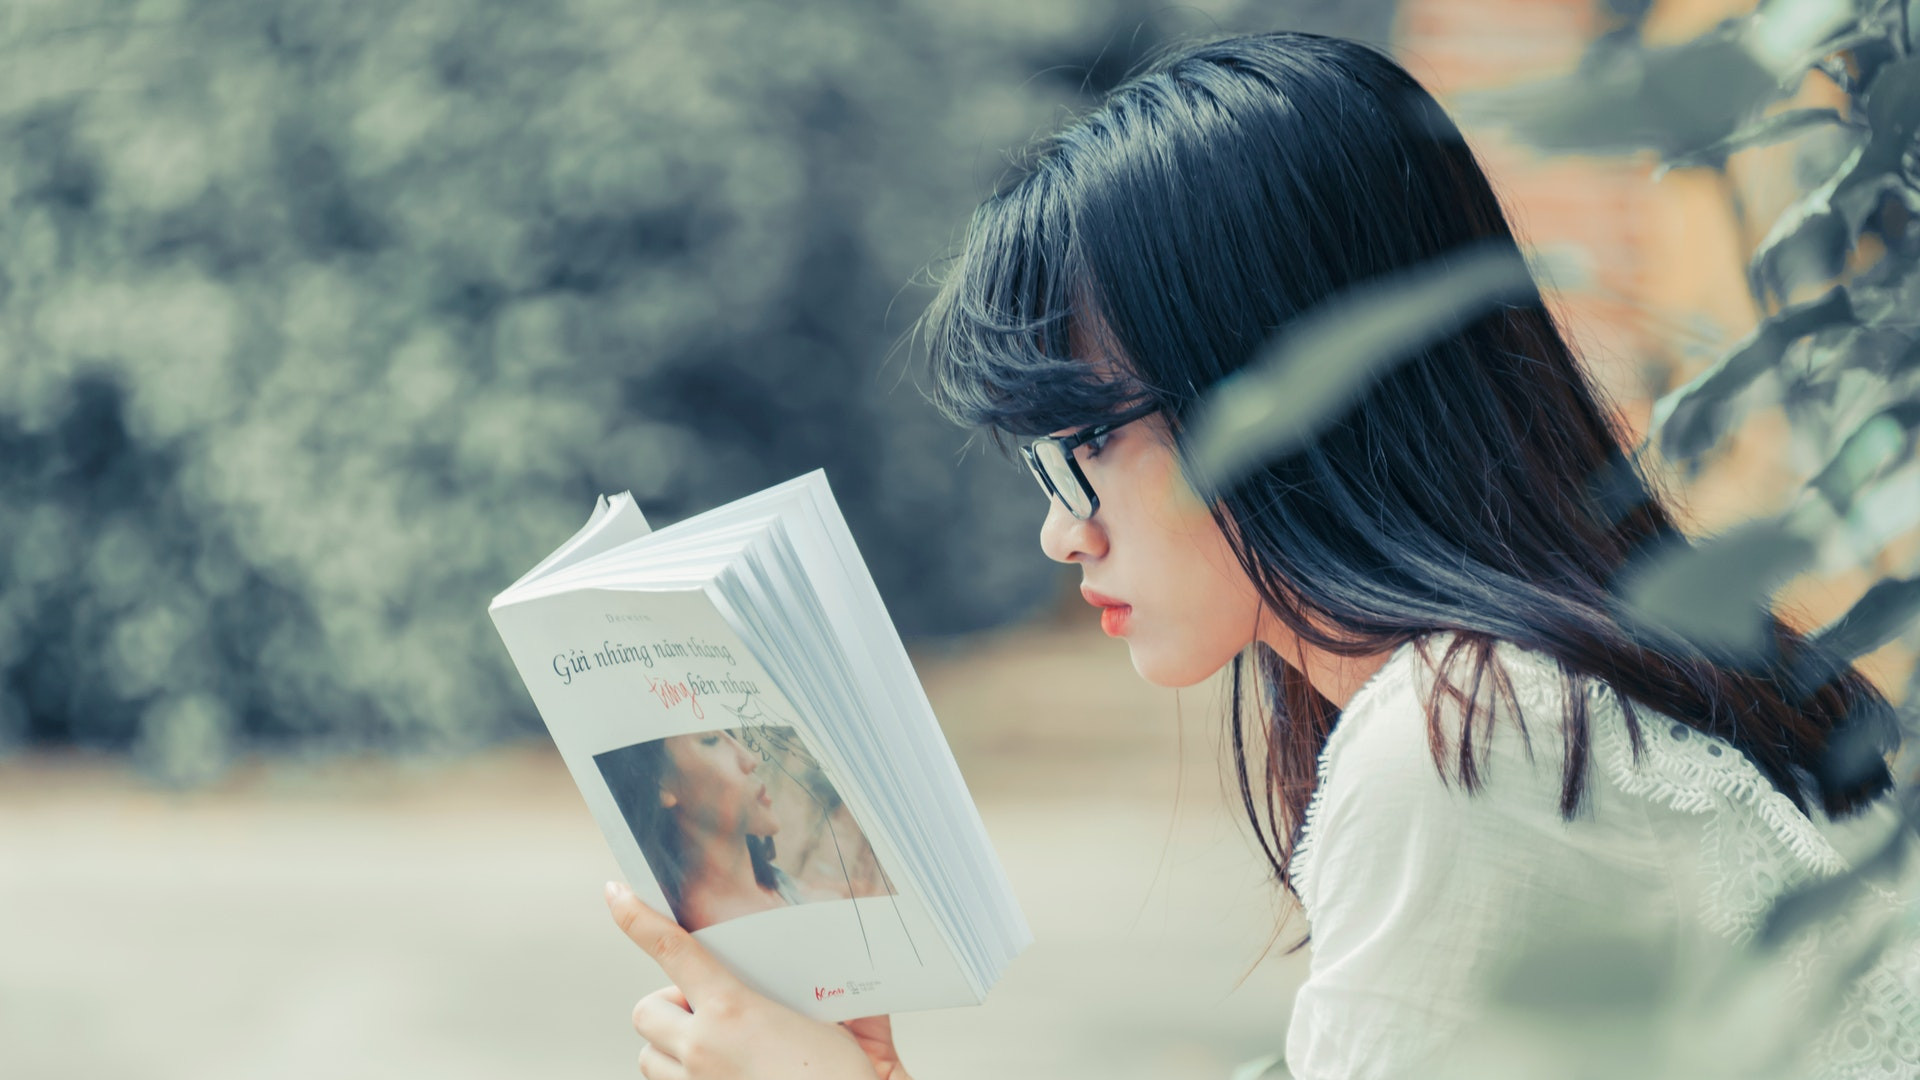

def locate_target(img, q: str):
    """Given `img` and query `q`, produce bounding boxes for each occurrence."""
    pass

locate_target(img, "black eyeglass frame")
[1019,406,1159,521]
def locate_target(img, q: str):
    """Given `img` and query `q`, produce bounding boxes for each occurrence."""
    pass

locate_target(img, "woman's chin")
[1125,643,1217,689]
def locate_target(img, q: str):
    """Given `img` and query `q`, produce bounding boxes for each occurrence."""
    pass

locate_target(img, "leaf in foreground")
[1613,521,1815,658]
[1652,286,1854,463]
[1187,244,1536,492]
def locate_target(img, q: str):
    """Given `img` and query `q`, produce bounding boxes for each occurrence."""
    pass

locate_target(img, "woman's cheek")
[1146,596,1257,687]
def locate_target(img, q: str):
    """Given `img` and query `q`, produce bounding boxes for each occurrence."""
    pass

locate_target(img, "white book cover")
[487,471,1028,1021]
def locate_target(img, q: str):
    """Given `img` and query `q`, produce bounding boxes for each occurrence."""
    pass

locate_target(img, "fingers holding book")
[636,1043,688,1080]
[631,986,693,1071]
[606,881,901,1080]
[605,882,730,1005]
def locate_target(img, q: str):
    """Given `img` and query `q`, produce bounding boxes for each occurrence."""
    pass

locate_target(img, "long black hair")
[919,31,1898,899]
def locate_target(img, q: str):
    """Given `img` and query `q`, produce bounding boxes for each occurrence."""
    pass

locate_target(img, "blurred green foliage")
[1458,1,1920,1074]
[1472,0,1920,677]
[0,0,1394,778]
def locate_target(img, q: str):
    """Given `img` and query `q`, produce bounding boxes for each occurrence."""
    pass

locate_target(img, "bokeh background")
[3,0,1909,1078]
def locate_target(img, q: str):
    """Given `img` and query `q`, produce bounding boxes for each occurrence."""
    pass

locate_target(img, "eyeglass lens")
[1029,439,1093,518]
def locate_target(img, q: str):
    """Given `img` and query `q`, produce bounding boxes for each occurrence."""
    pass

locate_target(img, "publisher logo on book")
[813,978,881,1001]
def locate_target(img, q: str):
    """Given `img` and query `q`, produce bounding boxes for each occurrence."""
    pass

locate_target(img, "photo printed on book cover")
[596,722,895,933]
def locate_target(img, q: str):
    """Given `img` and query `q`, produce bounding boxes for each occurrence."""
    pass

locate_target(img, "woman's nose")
[736,745,758,773]
[1038,496,1107,564]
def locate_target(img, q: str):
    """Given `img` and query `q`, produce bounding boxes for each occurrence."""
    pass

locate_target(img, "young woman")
[602,730,807,932]
[602,31,1919,1079]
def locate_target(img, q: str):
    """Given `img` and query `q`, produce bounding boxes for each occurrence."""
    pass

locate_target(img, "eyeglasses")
[1019,408,1157,520]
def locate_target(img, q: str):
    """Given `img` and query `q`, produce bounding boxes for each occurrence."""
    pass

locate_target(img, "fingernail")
[605,881,622,904]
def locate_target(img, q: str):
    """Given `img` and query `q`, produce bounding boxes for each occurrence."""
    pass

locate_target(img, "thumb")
[604,881,731,1004]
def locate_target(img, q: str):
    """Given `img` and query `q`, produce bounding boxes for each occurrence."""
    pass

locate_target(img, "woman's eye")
[1080,432,1112,460]
[699,735,721,746]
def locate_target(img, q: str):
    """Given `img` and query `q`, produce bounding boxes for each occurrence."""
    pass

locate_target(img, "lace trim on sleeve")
[1578,680,1850,939]
[1576,676,1919,1079]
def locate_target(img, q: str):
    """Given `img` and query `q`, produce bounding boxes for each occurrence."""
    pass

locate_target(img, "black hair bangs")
[918,165,1148,443]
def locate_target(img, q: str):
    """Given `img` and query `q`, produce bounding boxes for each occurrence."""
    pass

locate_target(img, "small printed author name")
[814,979,883,1001]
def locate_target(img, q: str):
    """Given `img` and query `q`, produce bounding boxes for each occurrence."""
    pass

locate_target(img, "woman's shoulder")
[1321,631,1871,928]
[1299,632,1775,911]
[1323,633,1583,794]
[1329,631,1773,800]
[1304,634,1920,1080]
[1339,631,1587,722]
[1296,635,1640,911]
[1329,633,1850,838]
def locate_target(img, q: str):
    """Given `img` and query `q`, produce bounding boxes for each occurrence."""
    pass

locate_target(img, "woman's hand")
[604,882,911,1080]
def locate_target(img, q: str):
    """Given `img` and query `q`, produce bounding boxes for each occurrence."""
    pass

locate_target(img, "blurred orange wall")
[1393,0,1913,692]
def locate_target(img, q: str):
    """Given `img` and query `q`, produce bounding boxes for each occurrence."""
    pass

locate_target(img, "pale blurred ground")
[0,604,1312,1080]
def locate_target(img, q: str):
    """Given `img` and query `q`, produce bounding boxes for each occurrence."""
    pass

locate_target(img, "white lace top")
[1284,636,1920,1080]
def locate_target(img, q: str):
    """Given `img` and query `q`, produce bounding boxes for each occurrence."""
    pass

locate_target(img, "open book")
[488,470,1030,1020]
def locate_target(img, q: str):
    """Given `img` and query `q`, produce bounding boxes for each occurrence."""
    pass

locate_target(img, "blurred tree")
[0,0,1391,775]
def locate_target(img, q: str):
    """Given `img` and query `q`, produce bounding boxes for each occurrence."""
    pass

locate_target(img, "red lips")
[1082,587,1131,637]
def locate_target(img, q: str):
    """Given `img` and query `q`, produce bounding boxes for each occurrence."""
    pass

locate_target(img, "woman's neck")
[1256,627,1398,710]
[682,828,762,892]
[676,828,776,924]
